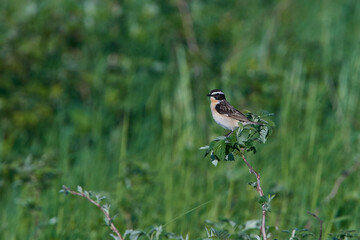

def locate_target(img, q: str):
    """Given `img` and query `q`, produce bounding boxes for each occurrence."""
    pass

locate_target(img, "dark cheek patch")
[217,94,225,100]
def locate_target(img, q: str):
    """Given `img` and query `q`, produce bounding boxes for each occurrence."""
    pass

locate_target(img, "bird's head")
[207,89,226,102]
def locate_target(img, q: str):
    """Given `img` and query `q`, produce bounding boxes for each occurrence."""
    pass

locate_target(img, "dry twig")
[241,154,267,240]
[307,211,323,240]
[61,185,124,240]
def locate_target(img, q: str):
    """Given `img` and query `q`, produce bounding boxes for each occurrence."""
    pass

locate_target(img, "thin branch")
[241,154,267,240]
[61,185,124,240]
[325,161,360,202]
[306,211,323,240]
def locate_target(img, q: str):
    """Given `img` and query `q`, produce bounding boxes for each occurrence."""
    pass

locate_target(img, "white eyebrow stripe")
[211,91,224,95]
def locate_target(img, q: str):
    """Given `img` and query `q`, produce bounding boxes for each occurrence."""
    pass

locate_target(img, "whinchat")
[207,89,261,137]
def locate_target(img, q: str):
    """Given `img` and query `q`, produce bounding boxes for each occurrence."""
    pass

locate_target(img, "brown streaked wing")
[215,101,251,122]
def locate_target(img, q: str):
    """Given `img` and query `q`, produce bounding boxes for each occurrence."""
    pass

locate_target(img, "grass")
[1,0,360,239]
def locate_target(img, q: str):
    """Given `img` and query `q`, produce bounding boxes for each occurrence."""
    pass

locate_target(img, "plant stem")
[307,211,323,240]
[325,161,360,202]
[241,154,267,240]
[62,185,124,240]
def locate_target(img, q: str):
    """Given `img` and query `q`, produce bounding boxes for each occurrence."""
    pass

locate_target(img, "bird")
[207,89,261,137]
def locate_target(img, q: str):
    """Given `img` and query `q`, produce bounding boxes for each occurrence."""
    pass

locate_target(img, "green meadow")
[1,0,360,239]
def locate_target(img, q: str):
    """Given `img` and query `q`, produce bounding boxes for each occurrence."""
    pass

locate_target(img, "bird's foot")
[225,130,234,138]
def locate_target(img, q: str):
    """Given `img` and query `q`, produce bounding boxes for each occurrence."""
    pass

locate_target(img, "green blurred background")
[1,0,360,239]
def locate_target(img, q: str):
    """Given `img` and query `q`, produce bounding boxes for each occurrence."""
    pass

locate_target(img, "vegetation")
[201,115,275,240]
[1,0,360,239]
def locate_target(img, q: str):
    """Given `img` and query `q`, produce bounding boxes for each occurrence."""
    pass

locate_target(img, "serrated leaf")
[259,127,268,144]
[237,134,248,146]
[213,139,226,160]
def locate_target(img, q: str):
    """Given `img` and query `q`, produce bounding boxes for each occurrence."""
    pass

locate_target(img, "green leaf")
[77,185,83,193]
[209,139,218,150]
[248,182,257,188]
[104,217,110,226]
[264,118,276,127]
[225,153,234,161]
[213,136,227,141]
[243,125,256,131]
[257,194,276,212]
[259,111,274,118]
[210,151,216,161]
[96,194,106,203]
[201,111,274,161]
[226,132,237,143]
[259,127,268,144]
[199,145,209,150]
[59,188,69,195]
[211,228,231,240]
[247,146,256,154]
[201,145,212,157]
[110,233,120,240]
[213,139,226,161]
[123,230,145,240]
[84,190,90,198]
[258,195,267,205]
[236,134,248,146]
[210,152,218,166]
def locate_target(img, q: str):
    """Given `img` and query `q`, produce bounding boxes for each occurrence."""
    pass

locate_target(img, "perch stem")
[241,154,267,240]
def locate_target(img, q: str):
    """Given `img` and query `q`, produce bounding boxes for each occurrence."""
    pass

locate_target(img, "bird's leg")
[225,130,234,138]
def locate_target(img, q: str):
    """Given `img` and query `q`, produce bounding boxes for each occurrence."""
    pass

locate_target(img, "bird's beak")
[207,93,212,97]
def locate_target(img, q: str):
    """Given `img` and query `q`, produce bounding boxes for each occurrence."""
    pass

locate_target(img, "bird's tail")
[244,120,264,126]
